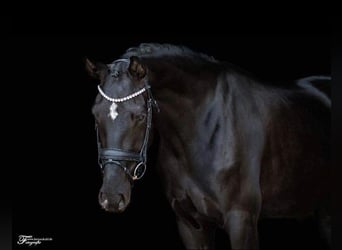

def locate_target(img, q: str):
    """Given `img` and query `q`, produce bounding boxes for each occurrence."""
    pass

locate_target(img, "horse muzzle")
[98,189,129,213]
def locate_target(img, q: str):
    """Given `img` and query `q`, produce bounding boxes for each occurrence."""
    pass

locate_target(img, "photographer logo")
[17,235,53,246]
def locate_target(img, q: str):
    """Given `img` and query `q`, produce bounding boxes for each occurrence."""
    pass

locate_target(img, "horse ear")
[84,57,108,81]
[128,56,146,80]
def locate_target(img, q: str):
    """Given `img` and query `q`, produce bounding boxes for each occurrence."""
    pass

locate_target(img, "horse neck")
[145,58,229,157]
[147,59,268,118]
[146,58,220,121]
[147,59,277,148]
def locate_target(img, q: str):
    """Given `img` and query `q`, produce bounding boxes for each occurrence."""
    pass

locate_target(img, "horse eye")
[137,114,146,121]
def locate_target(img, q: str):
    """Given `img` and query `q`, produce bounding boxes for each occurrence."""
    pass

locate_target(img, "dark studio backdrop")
[10,30,331,249]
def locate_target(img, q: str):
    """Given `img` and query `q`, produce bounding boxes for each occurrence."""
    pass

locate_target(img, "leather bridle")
[95,82,158,184]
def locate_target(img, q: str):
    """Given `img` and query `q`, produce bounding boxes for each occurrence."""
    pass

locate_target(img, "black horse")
[86,43,330,249]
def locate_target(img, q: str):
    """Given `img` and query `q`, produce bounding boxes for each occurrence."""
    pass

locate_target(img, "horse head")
[86,56,155,213]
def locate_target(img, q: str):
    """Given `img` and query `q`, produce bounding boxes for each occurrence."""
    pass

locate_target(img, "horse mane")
[120,43,264,83]
[121,43,217,63]
[119,43,326,92]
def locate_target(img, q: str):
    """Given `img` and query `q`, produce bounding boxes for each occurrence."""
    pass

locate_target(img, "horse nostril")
[103,199,109,208]
[98,192,108,208]
[117,194,126,211]
[99,191,105,202]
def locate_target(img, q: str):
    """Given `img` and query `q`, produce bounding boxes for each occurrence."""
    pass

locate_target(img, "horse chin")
[105,205,128,213]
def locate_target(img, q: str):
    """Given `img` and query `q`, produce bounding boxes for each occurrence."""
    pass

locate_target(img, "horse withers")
[86,43,330,249]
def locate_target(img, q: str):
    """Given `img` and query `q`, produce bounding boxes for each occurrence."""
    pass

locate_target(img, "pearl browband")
[97,85,150,103]
[97,85,151,121]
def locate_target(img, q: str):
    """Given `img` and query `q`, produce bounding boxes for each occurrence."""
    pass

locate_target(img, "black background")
[9,16,333,249]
